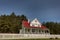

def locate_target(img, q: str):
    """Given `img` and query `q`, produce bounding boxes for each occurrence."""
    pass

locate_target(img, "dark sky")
[0,0,60,22]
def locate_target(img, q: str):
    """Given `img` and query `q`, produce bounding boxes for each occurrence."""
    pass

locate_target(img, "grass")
[0,39,60,40]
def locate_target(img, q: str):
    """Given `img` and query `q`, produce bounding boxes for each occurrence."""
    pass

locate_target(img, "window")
[35,20,37,22]
[32,24,34,26]
[39,30,41,33]
[32,29,35,32]
[25,28,30,33]
[45,30,49,33]
[28,29,30,32]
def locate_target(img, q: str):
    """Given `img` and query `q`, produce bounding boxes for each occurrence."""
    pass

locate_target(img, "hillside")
[0,12,27,33]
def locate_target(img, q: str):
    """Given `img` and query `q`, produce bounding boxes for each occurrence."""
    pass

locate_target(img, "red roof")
[22,20,47,29]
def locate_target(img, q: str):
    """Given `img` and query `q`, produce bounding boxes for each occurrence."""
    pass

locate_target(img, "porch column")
[36,29,39,34]
[41,30,43,34]
[24,28,26,34]
[30,28,32,34]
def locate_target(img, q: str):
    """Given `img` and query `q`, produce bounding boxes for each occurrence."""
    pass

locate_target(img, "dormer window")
[32,25,34,26]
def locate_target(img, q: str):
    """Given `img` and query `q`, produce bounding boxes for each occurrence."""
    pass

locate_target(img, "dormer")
[30,18,41,27]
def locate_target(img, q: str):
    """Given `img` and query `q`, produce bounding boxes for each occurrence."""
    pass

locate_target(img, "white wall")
[0,34,60,39]
[30,18,41,27]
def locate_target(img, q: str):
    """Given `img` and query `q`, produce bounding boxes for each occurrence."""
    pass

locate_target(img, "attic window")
[32,25,34,26]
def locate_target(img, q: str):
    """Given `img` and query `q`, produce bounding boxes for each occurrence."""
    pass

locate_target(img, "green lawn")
[0,39,60,40]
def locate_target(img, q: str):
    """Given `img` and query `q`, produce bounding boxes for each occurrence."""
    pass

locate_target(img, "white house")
[20,18,50,34]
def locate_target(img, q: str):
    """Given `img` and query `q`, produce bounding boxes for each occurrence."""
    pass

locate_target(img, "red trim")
[22,20,47,29]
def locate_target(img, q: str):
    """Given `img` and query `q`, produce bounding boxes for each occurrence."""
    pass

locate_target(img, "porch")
[22,28,50,34]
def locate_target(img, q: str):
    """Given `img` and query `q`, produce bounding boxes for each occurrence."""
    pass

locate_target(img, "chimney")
[28,19,30,23]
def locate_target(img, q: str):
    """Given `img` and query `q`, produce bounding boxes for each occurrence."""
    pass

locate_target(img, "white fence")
[0,34,60,39]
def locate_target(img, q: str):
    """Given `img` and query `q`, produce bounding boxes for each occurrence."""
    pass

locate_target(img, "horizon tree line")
[0,12,60,34]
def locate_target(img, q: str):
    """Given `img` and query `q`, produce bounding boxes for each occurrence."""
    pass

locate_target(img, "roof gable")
[30,18,41,27]
[22,18,47,30]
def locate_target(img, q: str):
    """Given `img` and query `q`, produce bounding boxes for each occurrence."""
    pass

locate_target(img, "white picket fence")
[0,34,60,39]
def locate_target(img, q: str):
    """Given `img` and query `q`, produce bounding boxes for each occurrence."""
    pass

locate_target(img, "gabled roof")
[22,20,47,30]
[30,18,41,25]
[30,18,42,27]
